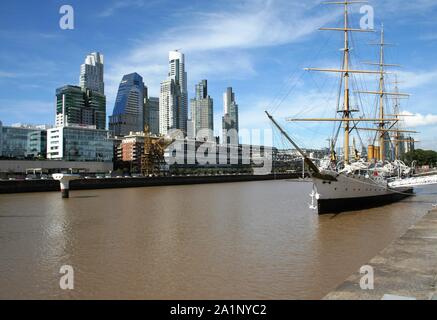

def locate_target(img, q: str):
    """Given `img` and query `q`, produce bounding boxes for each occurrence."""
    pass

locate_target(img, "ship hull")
[317,189,414,214]
[312,172,414,214]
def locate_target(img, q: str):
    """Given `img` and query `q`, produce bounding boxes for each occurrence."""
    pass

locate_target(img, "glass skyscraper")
[109,73,147,137]
[144,97,160,136]
[55,85,106,130]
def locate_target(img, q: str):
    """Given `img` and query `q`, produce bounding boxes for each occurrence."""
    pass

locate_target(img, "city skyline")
[0,1,437,150]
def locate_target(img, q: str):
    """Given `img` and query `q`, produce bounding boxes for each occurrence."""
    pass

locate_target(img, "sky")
[0,0,436,150]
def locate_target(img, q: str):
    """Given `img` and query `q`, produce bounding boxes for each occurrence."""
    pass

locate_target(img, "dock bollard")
[52,174,80,199]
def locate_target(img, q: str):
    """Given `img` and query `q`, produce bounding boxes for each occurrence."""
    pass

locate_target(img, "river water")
[0,180,436,299]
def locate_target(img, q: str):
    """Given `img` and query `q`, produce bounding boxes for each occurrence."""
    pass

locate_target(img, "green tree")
[402,149,437,166]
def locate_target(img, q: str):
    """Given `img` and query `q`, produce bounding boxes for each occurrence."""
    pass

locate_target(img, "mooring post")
[52,174,80,199]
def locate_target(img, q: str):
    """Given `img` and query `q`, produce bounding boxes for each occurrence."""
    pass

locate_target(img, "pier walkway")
[324,208,437,300]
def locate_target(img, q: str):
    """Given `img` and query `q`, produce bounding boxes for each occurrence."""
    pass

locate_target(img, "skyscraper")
[80,52,105,95]
[159,50,188,135]
[144,97,160,136]
[222,87,239,144]
[190,80,214,141]
[55,85,106,130]
[109,73,147,137]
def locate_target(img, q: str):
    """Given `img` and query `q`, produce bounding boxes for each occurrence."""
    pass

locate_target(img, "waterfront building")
[109,73,147,137]
[0,123,48,159]
[0,121,2,156]
[163,138,274,174]
[47,125,113,162]
[159,51,188,135]
[115,132,146,172]
[80,52,105,95]
[190,80,214,141]
[56,85,106,130]
[222,87,239,144]
[26,130,47,159]
[144,97,160,136]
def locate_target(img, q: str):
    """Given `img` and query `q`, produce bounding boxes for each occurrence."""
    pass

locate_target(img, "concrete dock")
[324,208,437,300]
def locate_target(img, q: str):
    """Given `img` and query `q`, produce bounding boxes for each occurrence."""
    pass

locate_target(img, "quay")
[0,173,299,194]
[324,208,437,300]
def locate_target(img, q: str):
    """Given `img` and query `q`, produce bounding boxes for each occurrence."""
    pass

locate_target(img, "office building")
[144,97,160,136]
[109,73,147,136]
[27,130,47,159]
[0,121,2,156]
[47,125,113,162]
[80,52,105,95]
[0,123,48,159]
[222,87,239,144]
[190,80,214,141]
[55,85,106,130]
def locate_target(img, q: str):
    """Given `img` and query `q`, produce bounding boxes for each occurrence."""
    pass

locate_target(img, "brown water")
[0,180,436,300]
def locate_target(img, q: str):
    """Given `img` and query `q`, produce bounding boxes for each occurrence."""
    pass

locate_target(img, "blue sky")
[0,0,437,150]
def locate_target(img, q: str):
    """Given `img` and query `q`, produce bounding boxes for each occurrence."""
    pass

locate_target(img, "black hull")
[317,188,414,214]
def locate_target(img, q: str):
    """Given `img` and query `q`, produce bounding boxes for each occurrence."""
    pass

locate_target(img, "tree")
[402,149,437,166]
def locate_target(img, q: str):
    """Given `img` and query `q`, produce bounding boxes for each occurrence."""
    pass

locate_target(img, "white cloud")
[99,0,148,18]
[106,0,339,103]
[398,69,437,89]
[401,111,437,127]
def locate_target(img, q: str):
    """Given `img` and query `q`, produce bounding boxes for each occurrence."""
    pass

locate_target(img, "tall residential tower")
[190,80,214,141]
[159,50,188,135]
[222,87,239,144]
[80,52,105,95]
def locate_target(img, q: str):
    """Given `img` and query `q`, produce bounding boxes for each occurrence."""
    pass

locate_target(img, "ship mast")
[285,1,417,164]
[358,26,411,161]
[342,1,351,164]
[378,26,386,161]
[298,1,378,164]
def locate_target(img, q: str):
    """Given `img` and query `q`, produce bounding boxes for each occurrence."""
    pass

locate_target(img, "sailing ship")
[266,1,436,214]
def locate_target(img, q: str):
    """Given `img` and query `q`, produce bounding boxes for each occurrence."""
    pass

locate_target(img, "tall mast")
[378,26,386,161]
[359,27,411,161]
[287,1,415,165]
[343,2,351,163]
[393,75,401,160]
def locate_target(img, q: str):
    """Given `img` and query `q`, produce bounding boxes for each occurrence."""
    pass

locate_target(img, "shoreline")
[324,207,437,300]
[0,173,301,194]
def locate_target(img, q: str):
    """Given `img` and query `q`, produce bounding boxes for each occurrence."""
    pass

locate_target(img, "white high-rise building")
[159,50,188,135]
[191,80,214,141]
[80,52,105,95]
[222,87,239,144]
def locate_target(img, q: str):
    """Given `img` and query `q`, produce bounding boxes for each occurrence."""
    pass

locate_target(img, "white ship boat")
[266,1,436,214]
